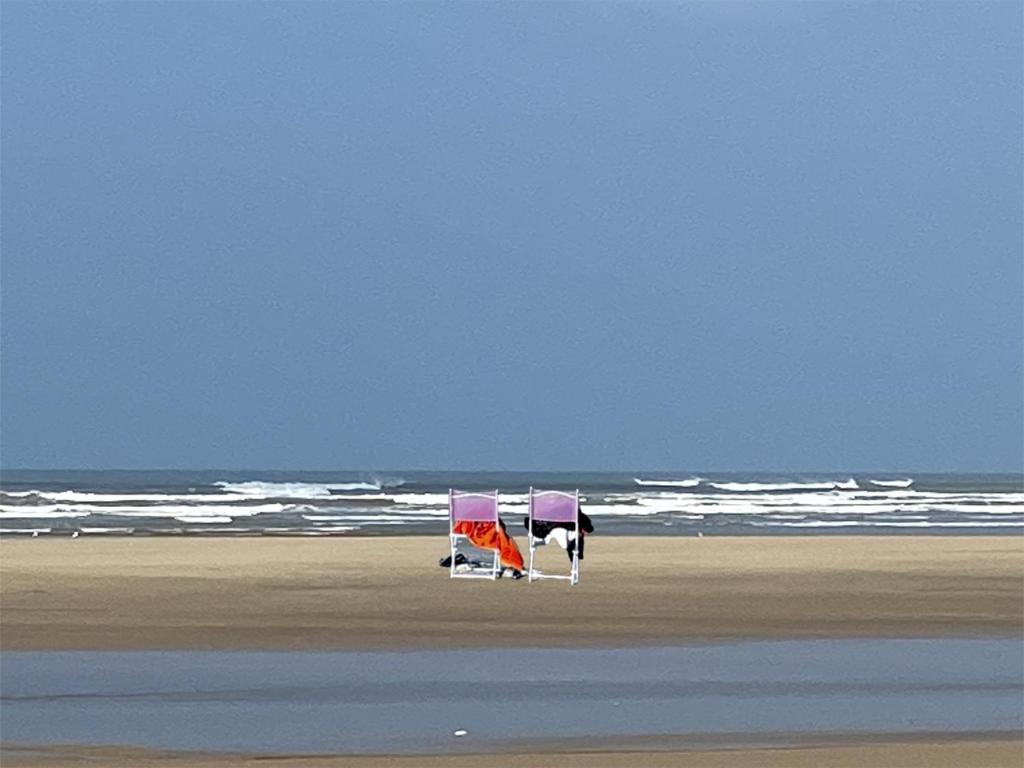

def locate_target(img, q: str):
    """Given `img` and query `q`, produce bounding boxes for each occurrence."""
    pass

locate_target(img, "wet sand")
[2,736,1022,768]
[1,536,1021,651]
[3,642,1020,751]
[2,536,1021,767]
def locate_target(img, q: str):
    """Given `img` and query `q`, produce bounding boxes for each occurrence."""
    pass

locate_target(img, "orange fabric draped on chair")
[452,520,525,571]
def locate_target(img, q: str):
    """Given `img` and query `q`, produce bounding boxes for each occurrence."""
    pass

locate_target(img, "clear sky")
[1,1,1021,472]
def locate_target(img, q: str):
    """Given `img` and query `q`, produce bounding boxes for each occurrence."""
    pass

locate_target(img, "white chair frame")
[448,489,502,580]
[527,488,580,586]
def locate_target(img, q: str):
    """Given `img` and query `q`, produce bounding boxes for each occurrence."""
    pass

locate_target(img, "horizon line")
[1,467,1021,476]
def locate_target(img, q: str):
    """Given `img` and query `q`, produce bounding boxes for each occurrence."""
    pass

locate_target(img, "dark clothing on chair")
[523,508,594,563]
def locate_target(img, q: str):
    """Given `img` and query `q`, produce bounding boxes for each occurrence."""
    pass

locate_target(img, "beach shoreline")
[1,536,1020,651]
[2,536,1022,767]
[3,733,1022,768]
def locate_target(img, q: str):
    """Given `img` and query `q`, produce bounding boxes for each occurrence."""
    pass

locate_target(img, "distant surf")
[634,478,702,488]
[708,480,859,492]
[869,478,914,488]
[0,471,1019,537]
[215,480,404,497]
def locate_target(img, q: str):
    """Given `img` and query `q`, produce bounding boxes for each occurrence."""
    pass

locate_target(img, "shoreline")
[3,536,1022,767]
[5,528,1024,537]
[3,732,1023,768]
[1,536,1021,651]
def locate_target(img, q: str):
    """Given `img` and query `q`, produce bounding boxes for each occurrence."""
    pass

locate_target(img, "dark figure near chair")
[524,506,594,564]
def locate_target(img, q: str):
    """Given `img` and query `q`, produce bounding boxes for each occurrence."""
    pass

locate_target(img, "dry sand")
[2,536,1022,767]
[1,536,1021,650]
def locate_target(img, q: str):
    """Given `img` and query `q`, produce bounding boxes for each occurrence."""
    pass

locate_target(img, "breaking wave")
[1,473,1018,536]
[214,480,402,497]
[709,480,859,492]
[0,503,287,519]
[634,478,702,488]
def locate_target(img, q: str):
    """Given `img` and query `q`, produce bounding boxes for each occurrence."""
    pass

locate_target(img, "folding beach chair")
[448,489,502,580]
[527,488,581,585]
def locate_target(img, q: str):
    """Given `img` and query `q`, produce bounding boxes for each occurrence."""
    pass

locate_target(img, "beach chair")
[448,489,503,580]
[527,488,581,585]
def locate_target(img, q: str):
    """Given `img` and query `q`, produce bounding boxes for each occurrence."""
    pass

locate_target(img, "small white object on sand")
[453,729,468,737]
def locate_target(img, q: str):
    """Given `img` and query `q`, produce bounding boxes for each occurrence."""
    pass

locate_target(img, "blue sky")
[2,1,1021,472]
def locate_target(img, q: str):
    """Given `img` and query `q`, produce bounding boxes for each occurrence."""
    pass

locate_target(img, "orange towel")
[453,520,525,571]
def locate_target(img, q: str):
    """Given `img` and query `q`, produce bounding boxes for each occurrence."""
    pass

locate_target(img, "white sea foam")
[302,513,443,523]
[2,478,1021,534]
[585,503,666,516]
[0,507,92,519]
[325,493,394,501]
[634,478,702,488]
[80,527,137,534]
[501,493,532,504]
[261,526,356,535]
[337,520,417,526]
[215,481,388,497]
[100,503,286,518]
[1,503,286,519]
[752,520,863,527]
[3,491,241,504]
[906,521,1024,527]
[390,493,451,506]
[708,481,851,492]
[774,520,1024,528]
[2,486,402,504]
[0,527,52,534]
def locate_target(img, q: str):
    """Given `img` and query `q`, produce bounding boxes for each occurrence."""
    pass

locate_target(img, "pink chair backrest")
[530,490,578,523]
[450,490,499,523]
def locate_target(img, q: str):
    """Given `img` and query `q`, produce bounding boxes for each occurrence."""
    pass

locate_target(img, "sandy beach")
[1,536,1021,650]
[3,736,1022,768]
[2,536,1022,767]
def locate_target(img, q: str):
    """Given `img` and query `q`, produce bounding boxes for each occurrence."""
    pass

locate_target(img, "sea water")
[1,469,1021,537]
[1,639,1021,753]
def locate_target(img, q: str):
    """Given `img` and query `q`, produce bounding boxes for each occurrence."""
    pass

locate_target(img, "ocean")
[1,470,1020,537]
[3,640,1021,753]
